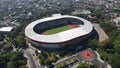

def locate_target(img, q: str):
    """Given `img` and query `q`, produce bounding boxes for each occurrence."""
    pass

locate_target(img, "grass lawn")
[43,25,71,35]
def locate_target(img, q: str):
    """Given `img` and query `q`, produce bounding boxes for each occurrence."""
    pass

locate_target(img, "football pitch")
[43,25,72,35]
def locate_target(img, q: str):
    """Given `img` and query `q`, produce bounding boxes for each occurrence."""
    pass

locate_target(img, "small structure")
[113,17,120,28]
[72,9,91,15]
[10,20,20,26]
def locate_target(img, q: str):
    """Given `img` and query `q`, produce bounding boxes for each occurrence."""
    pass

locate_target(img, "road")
[52,54,78,65]
[24,49,37,68]
[93,24,109,41]
[94,51,112,68]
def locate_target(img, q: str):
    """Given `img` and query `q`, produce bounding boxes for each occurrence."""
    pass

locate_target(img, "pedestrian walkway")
[93,24,109,41]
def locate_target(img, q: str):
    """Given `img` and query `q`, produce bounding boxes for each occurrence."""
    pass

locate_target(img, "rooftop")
[25,15,93,43]
[0,26,14,32]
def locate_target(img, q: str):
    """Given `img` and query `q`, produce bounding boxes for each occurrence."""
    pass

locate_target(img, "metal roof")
[25,15,93,43]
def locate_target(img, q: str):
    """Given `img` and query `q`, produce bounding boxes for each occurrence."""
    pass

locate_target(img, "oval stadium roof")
[25,15,93,43]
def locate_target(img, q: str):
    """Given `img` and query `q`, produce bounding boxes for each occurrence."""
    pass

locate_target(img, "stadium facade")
[25,14,93,48]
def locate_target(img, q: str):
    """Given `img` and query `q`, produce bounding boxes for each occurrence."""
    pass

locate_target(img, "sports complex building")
[25,14,93,48]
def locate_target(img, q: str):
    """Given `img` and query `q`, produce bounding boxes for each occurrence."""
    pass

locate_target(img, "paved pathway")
[93,24,109,41]
[24,49,36,68]
[52,54,78,65]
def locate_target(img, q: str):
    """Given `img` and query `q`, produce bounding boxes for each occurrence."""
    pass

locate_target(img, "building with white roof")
[25,15,93,48]
[0,26,14,33]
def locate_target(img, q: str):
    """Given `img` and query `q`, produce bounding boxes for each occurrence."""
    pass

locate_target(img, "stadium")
[25,14,93,48]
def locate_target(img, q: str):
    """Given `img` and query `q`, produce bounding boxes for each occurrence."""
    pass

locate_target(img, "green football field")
[43,25,71,35]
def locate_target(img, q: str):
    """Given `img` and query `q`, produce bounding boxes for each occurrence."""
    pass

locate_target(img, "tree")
[6,52,27,68]
[44,59,51,65]
[100,52,108,61]
[87,39,98,49]
[14,35,27,48]
[107,54,120,68]
[7,61,15,68]
[0,54,8,67]
[113,39,120,53]
[99,39,110,50]
[3,45,13,53]
[18,60,27,66]
[9,54,18,61]
[77,62,87,68]
[90,64,97,68]
[56,65,62,68]
[114,45,120,53]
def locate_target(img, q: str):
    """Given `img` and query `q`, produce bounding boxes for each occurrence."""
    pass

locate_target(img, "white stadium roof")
[25,15,93,43]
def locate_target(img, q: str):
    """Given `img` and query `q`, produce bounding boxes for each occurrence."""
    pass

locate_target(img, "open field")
[43,25,71,35]
[43,25,79,35]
